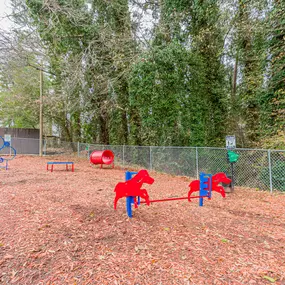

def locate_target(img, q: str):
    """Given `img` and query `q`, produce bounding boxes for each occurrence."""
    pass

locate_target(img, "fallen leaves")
[0,156,285,284]
[263,275,276,283]
[221,238,230,243]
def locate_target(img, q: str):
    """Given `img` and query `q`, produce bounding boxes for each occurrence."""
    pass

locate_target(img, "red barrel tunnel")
[90,150,115,168]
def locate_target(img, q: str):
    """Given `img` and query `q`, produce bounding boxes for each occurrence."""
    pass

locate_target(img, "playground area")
[0,156,285,284]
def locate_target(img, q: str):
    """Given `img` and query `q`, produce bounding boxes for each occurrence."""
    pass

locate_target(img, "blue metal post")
[208,174,212,199]
[199,172,212,207]
[125,171,138,218]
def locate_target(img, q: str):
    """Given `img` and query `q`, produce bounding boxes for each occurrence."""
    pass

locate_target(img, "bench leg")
[47,164,49,171]
[51,165,54,172]
[72,164,74,172]
[66,164,68,171]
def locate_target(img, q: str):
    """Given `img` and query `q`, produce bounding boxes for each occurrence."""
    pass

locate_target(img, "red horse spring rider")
[114,170,231,218]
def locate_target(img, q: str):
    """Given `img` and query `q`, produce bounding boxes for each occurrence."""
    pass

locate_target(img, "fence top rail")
[42,138,284,152]
[9,137,41,141]
[76,142,284,152]
[270,149,285,153]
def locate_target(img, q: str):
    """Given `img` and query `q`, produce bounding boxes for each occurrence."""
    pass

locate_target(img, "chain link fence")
[0,137,40,155]
[268,150,285,191]
[2,137,284,192]
[44,138,78,156]
[76,144,285,192]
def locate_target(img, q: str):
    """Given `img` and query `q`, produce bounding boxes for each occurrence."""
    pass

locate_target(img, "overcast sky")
[0,0,12,31]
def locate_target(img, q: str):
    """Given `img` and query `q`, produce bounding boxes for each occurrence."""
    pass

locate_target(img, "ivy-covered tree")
[128,0,229,147]
[233,0,267,146]
[187,0,229,146]
[259,0,285,148]
[129,42,207,146]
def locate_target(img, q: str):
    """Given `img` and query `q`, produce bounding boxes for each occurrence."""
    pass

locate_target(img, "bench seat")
[47,161,74,172]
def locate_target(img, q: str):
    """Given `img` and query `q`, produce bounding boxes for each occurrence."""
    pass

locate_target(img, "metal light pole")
[39,67,43,156]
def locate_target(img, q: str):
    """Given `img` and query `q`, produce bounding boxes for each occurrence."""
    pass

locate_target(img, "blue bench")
[47,161,74,172]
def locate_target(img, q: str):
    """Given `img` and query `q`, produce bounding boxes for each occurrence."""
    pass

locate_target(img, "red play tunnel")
[90,150,114,168]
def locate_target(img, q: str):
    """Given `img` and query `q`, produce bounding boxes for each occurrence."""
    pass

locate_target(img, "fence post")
[123,145,125,166]
[43,139,46,156]
[196,147,199,179]
[77,142,80,157]
[268,150,273,193]
[150,146,152,170]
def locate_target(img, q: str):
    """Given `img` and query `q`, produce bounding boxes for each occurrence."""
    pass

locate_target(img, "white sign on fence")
[226,135,236,149]
[4,134,11,142]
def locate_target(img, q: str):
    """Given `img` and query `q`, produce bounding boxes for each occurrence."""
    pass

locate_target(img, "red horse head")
[133,169,155,185]
[212,172,231,185]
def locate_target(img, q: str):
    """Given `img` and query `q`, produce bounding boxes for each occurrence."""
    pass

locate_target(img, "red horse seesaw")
[114,170,154,210]
[188,172,232,200]
[114,170,231,218]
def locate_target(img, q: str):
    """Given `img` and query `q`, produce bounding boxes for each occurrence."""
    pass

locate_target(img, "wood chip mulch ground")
[0,155,285,285]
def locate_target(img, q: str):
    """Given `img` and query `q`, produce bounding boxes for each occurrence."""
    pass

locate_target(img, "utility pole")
[39,67,43,156]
